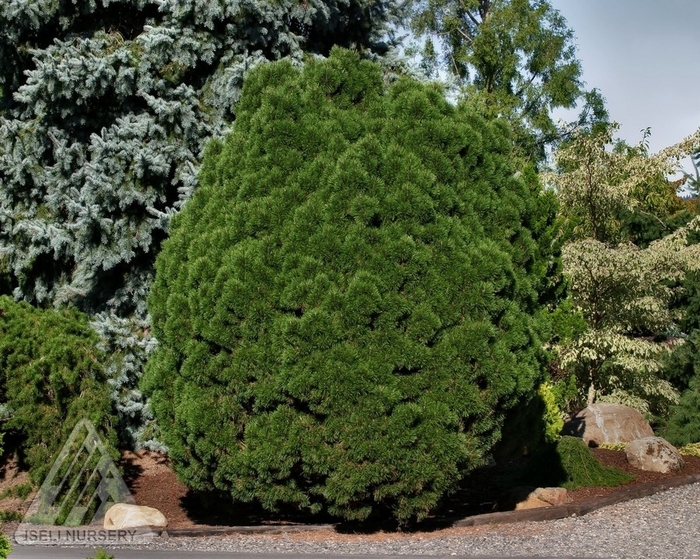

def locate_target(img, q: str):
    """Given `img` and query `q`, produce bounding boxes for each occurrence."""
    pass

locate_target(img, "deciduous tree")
[548,125,700,412]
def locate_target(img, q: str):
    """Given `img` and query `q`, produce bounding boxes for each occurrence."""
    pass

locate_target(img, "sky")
[550,0,700,159]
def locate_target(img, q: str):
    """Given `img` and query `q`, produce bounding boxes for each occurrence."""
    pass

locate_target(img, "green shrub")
[660,330,700,396]
[86,549,114,559]
[550,373,581,417]
[556,437,634,488]
[664,374,700,446]
[0,297,118,482]
[515,436,634,489]
[539,382,564,443]
[0,482,33,501]
[144,48,557,524]
[0,511,22,522]
[0,531,9,559]
[491,382,564,464]
[679,442,700,457]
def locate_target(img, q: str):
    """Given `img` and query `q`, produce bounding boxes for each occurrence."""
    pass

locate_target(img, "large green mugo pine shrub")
[144,48,556,523]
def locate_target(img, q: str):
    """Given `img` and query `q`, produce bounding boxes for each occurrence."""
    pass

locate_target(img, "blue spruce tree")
[0,0,399,445]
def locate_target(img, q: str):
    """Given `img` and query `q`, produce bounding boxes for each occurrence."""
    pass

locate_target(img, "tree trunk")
[587,379,596,405]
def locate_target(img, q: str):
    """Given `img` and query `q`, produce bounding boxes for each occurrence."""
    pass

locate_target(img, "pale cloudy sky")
[550,0,700,155]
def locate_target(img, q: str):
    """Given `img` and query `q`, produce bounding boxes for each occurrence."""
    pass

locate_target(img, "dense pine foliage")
[0,297,117,482]
[144,49,558,523]
[0,0,398,444]
[1,0,699,519]
[0,0,396,314]
[517,436,634,489]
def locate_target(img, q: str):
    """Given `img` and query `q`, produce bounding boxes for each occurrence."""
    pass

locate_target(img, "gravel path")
[130,482,700,559]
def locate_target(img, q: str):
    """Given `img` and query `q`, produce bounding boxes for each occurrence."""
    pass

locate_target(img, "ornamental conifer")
[0,0,398,444]
[144,48,557,523]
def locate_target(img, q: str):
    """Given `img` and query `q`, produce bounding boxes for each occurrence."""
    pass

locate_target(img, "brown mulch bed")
[3,446,700,538]
[571,448,700,500]
[120,451,192,529]
[119,448,700,531]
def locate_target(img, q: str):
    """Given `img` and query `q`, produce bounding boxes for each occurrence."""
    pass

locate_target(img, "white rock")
[103,503,167,529]
[625,436,685,473]
[562,403,653,446]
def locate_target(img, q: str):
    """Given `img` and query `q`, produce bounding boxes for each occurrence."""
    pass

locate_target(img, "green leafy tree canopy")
[548,125,700,412]
[409,0,600,161]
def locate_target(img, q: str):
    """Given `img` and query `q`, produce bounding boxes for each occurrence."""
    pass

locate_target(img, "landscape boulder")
[562,403,653,447]
[625,437,685,473]
[104,504,167,529]
[498,486,569,511]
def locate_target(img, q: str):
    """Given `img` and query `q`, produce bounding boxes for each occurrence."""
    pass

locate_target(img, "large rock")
[498,486,569,511]
[625,437,685,473]
[104,504,167,529]
[562,403,653,447]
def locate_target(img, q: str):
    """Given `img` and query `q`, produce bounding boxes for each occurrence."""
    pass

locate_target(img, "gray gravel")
[122,483,700,558]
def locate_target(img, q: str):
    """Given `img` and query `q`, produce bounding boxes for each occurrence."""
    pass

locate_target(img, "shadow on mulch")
[119,450,175,483]
[175,452,563,533]
[179,491,338,528]
[123,447,700,534]
[119,458,145,487]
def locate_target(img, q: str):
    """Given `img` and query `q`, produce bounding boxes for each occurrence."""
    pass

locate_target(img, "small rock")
[562,403,653,447]
[625,436,685,473]
[104,503,168,529]
[498,486,569,511]
[530,487,569,506]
